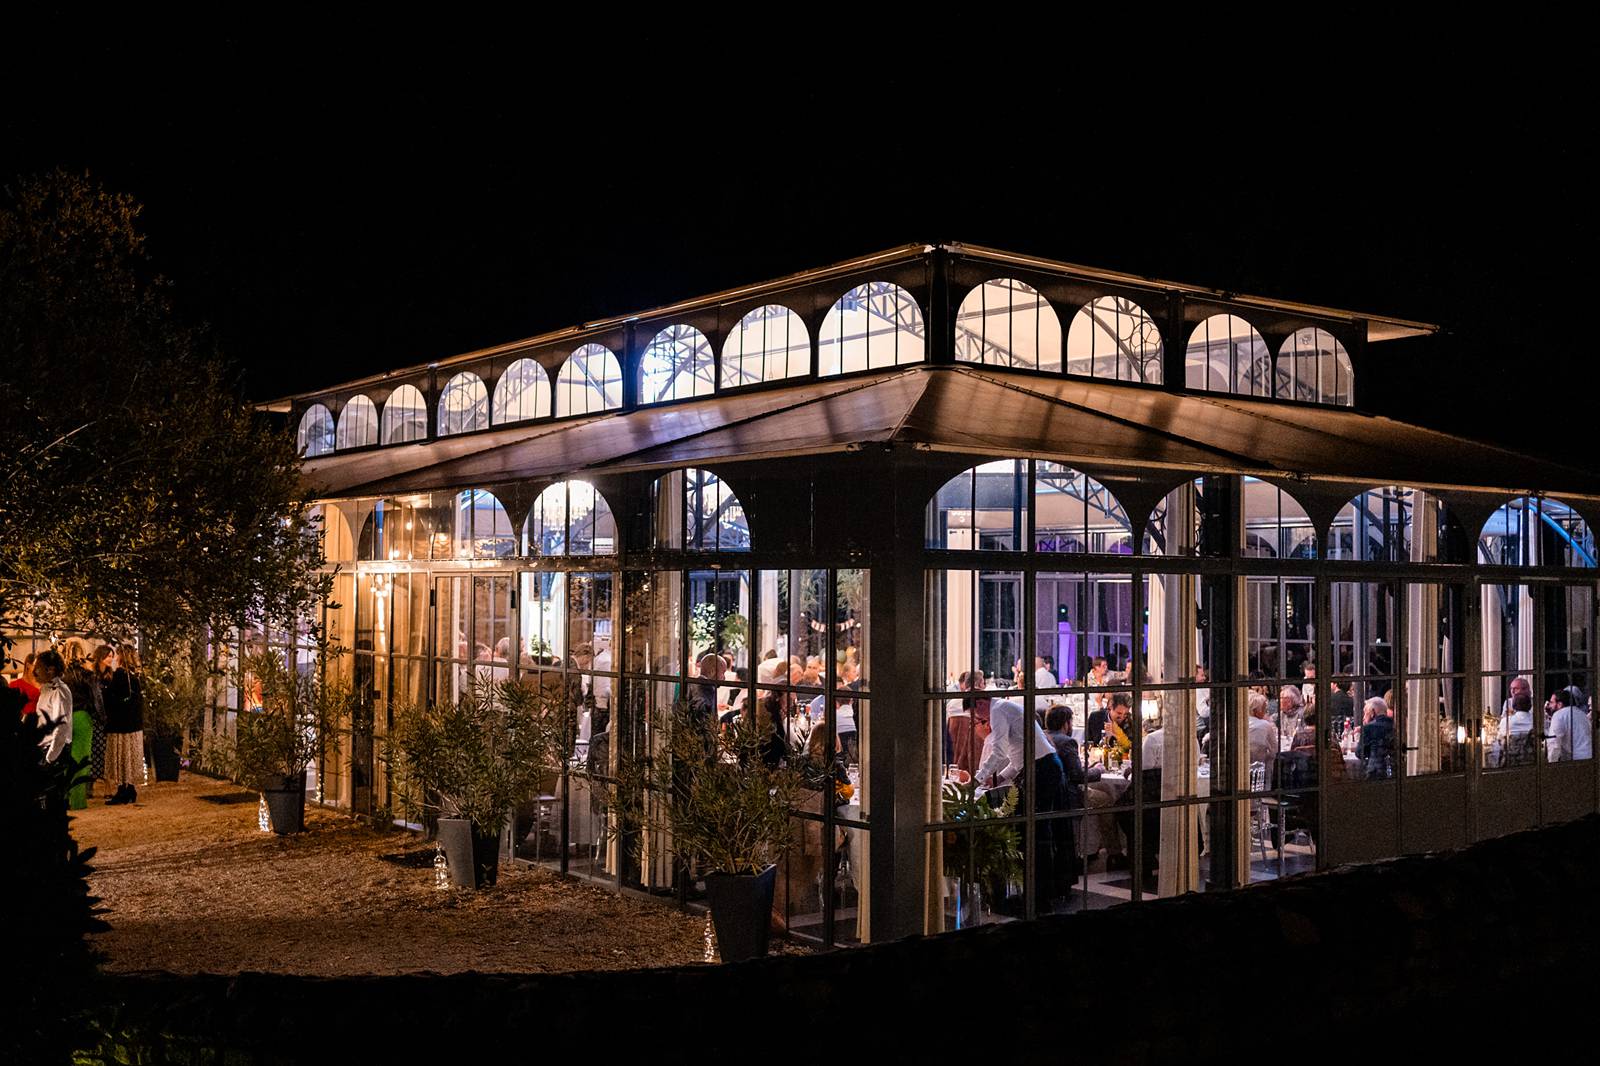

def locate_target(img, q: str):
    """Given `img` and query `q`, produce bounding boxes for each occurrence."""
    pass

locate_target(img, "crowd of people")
[4,640,146,806]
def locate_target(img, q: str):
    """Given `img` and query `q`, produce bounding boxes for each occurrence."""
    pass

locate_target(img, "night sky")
[5,36,1590,463]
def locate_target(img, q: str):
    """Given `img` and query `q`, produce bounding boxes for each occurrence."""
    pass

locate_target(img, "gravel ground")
[76,774,716,975]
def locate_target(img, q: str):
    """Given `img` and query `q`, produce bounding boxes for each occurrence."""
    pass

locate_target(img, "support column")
[868,451,933,941]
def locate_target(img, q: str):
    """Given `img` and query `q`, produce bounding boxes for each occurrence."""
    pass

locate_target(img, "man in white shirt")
[1545,689,1593,762]
[1033,655,1058,715]
[975,698,1068,906]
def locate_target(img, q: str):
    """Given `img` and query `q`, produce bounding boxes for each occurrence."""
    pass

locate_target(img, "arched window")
[1241,477,1316,558]
[296,404,335,457]
[1480,496,1596,568]
[818,281,925,376]
[525,480,617,556]
[555,343,623,416]
[1066,295,1163,384]
[492,358,552,424]
[1033,462,1133,554]
[651,468,751,551]
[438,372,489,436]
[448,489,515,559]
[335,396,377,450]
[380,384,428,444]
[721,305,810,388]
[1278,327,1353,406]
[640,325,715,404]
[954,278,1061,371]
[1185,314,1271,397]
[926,460,1025,550]
[1329,486,1465,563]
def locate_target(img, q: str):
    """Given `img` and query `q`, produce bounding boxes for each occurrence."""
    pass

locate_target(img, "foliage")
[1,709,108,1063]
[140,640,215,740]
[940,779,1023,886]
[689,601,748,655]
[387,675,574,835]
[590,703,805,875]
[206,648,351,789]
[0,169,329,657]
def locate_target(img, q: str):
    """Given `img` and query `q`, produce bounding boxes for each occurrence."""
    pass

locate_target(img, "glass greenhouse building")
[259,243,1600,946]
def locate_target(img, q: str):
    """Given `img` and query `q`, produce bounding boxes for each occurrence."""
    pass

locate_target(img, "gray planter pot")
[704,864,777,963]
[437,817,500,889]
[261,772,306,835]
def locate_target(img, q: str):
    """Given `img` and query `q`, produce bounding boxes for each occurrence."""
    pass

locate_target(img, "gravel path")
[77,774,713,975]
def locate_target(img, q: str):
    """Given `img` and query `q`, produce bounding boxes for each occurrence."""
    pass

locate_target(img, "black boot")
[108,785,130,805]
[126,786,137,804]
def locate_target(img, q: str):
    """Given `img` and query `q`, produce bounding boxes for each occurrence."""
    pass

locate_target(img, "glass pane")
[1480,584,1532,676]
[688,569,751,682]
[1483,674,1537,769]
[1241,478,1315,559]
[1404,677,1466,776]
[623,570,680,676]
[1331,581,1396,678]
[1333,681,1396,780]
[836,568,869,694]
[926,570,1022,692]
[1545,673,1592,763]
[519,571,566,668]
[1405,583,1464,674]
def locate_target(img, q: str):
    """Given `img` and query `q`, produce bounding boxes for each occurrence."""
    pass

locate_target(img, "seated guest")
[1245,692,1279,776]
[1290,708,1320,754]
[1044,705,1087,810]
[1357,696,1395,778]
[1276,685,1306,748]
[1546,688,1594,763]
[1502,693,1536,765]
[1087,691,1133,752]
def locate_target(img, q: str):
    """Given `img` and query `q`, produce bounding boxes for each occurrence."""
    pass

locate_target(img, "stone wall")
[77,815,1599,1062]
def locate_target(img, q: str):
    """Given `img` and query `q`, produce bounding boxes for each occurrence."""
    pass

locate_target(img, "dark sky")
[4,35,1591,461]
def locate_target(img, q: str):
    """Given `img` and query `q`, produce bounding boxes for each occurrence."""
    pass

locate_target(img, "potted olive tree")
[591,703,804,962]
[388,676,567,889]
[209,649,351,834]
[142,644,212,782]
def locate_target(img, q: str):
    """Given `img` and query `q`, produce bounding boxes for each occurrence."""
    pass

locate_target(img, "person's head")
[118,644,141,675]
[1091,656,1107,676]
[957,670,972,692]
[760,649,777,663]
[696,652,726,681]
[1512,693,1532,714]
[1382,689,1395,714]
[788,661,806,686]
[92,644,116,677]
[1110,692,1132,723]
[1278,686,1304,713]
[972,703,992,741]
[34,649,65,684]
[1194,664,1208,682]
[1045,705,1070,733]
[1302,709,1317,730]
[837,657,859,686]
[61,638,87,665]
[1303,661,1316,678]
[970,668,986,691]
[20,651,37,682]
[1549,689,1573,709]
[1363,696,1387,722]
[1248,692,1269,719]
[1510,676,1531,700]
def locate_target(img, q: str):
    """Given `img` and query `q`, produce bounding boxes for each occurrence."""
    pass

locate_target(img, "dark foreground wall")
[80,816,1600,1063]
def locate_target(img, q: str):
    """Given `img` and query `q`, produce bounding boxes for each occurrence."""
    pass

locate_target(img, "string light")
[258,793,270,832]
[433,845,450,890]
[703,915,717,963]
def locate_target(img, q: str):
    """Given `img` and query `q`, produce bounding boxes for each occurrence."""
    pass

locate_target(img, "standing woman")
[103,645,146,805]
[67,641,106,794]
[10,651,40,717]
[33,650,73,765]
